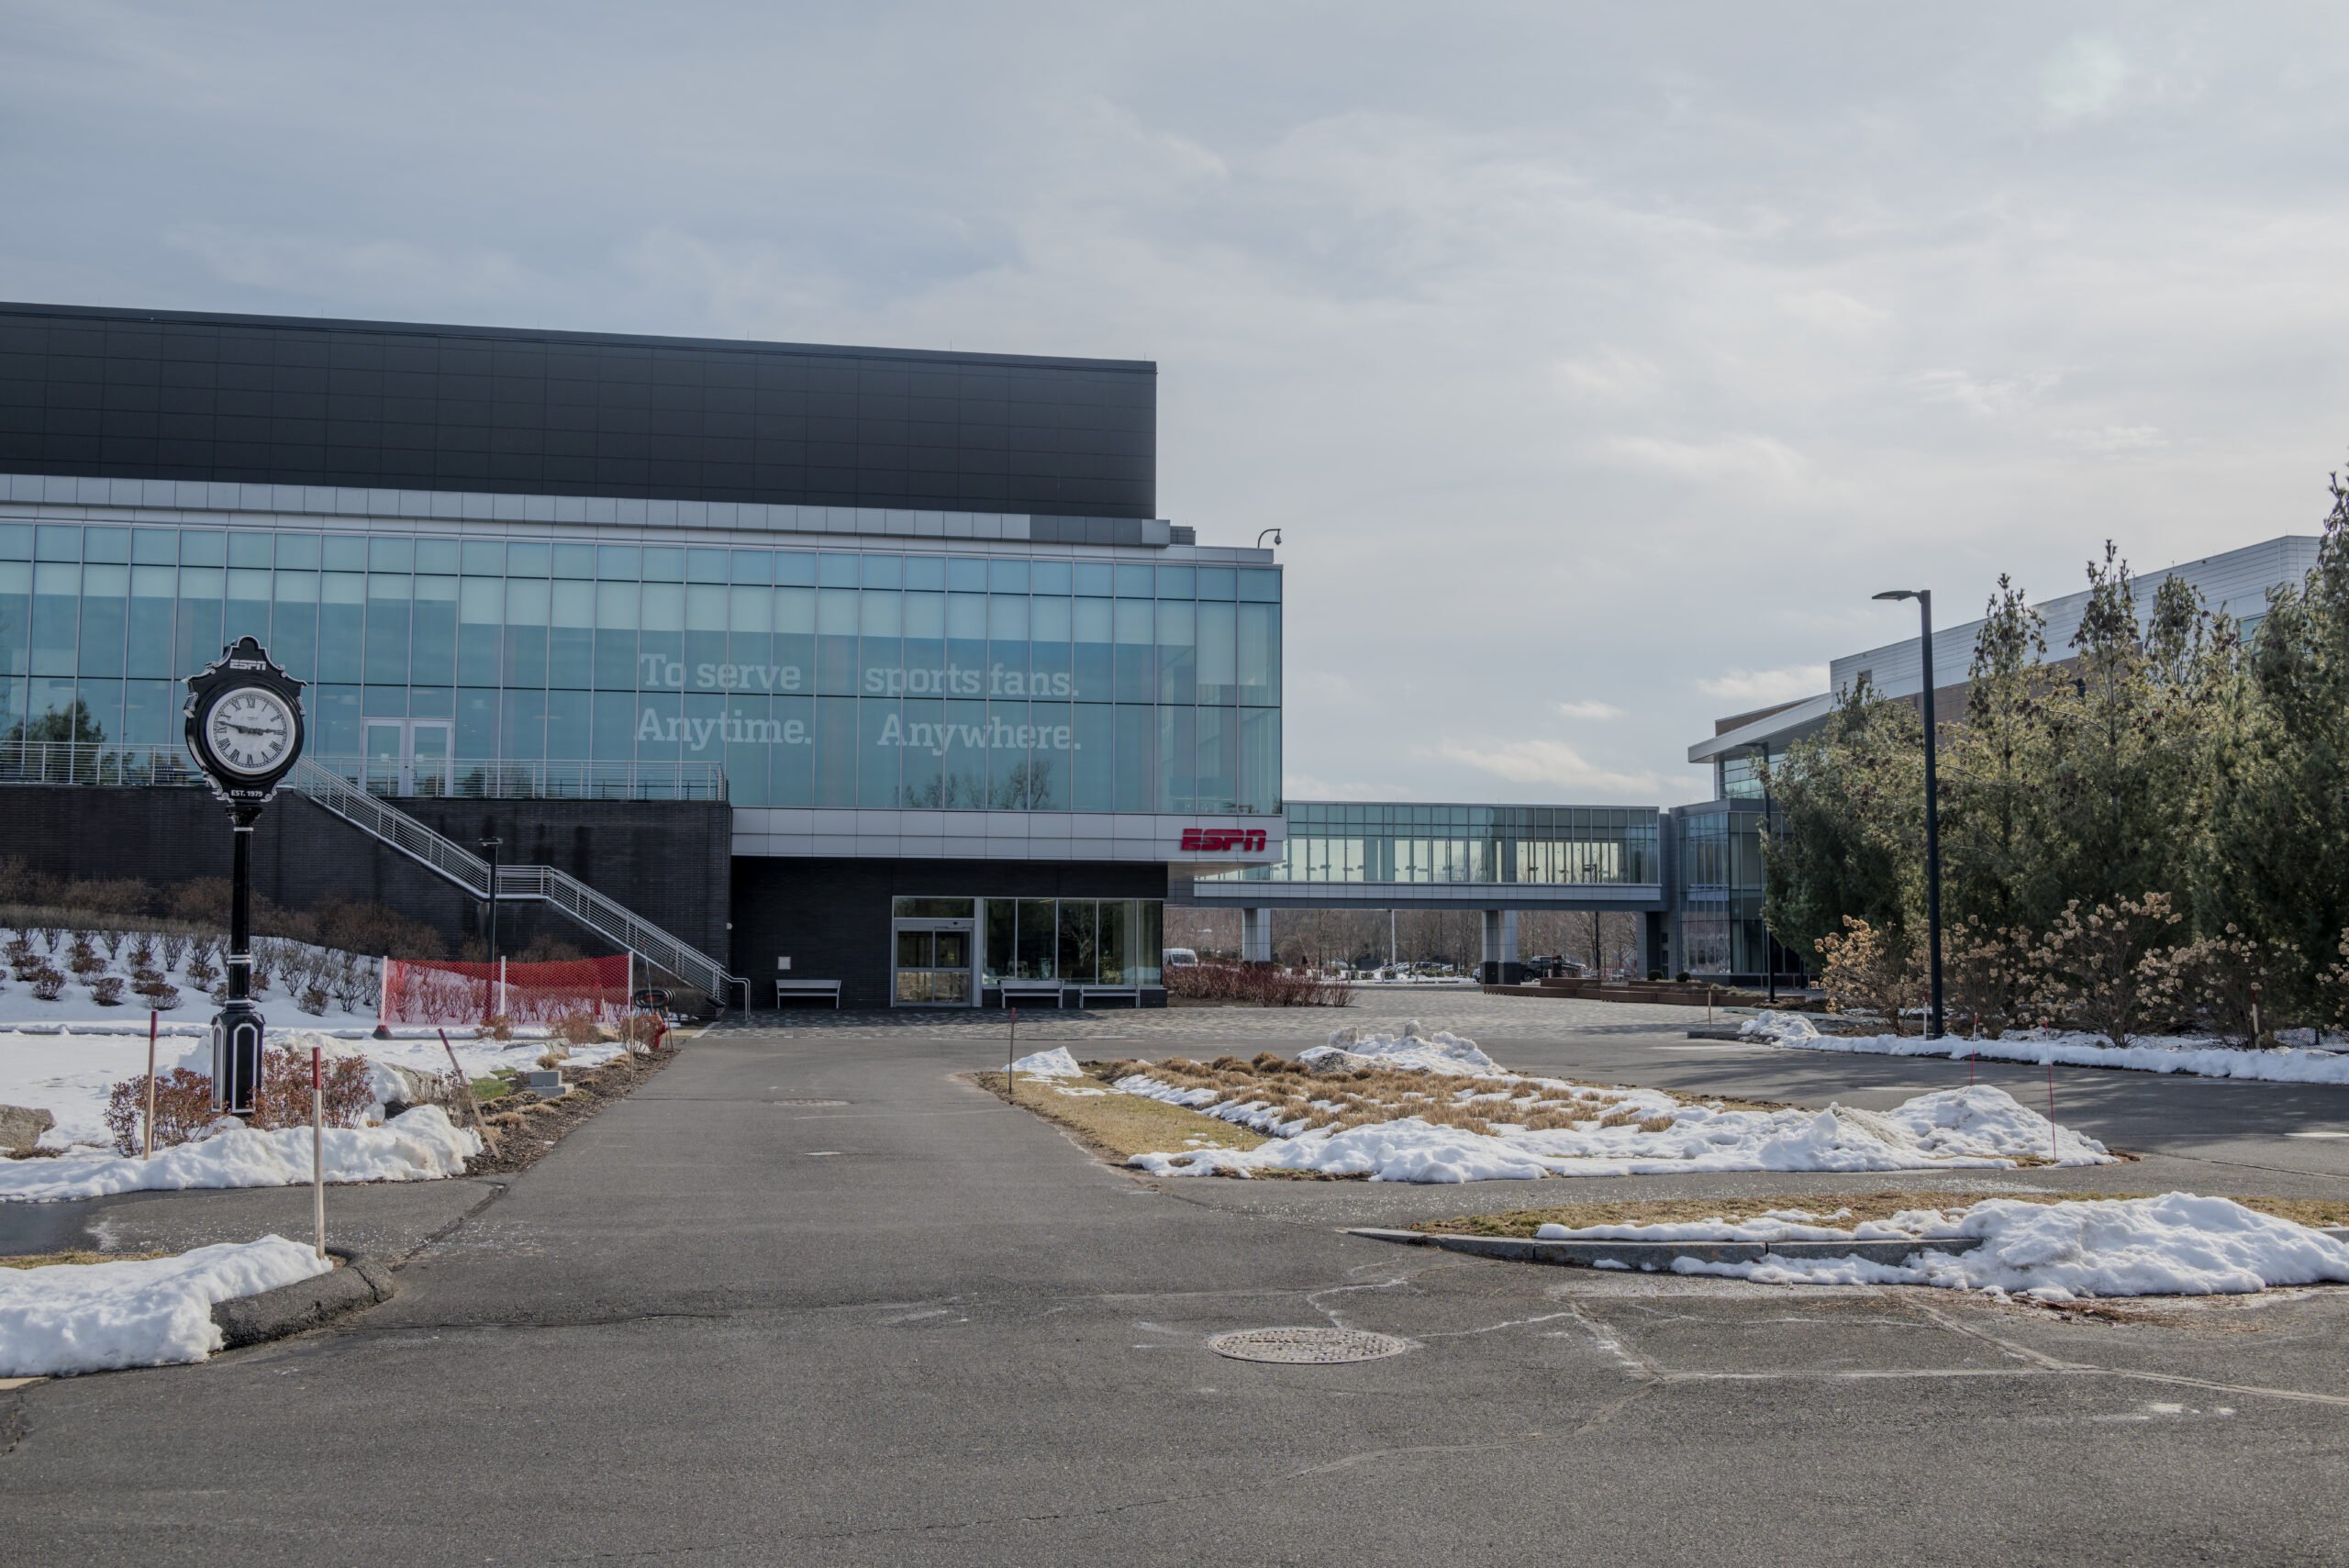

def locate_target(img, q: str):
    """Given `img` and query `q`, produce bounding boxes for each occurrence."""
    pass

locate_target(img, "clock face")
[204,687,295,776]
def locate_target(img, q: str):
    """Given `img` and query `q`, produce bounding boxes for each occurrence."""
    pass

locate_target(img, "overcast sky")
[5,2,2344,805]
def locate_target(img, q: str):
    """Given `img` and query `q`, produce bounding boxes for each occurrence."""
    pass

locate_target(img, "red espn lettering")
[1180,828,1268,853]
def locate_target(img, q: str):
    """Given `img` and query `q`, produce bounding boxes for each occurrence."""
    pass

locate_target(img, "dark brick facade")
[731,857,1169,1009]
[0,784,730,966]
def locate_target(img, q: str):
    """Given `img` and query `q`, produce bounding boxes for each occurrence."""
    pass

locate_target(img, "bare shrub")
[2026,895,2195,1047]
[66,936,103,976]
[299,984,330,1016]
[89,975,125,1006]
[1946,917,2036,1037]
[552,1009,604,1046]
[185,951,219,989]
[160,931,190,971]
[145,983,183,1011]
[1163,962,1353,1007]
[2176,926,2302,1046]
[1813,917,1925,1035]
[103,1068,217,1153]
[31,966,64,1001]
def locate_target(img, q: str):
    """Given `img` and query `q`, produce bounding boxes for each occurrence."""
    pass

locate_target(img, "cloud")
[1905,368,2062,417]
[1698,665,1829,706]
[1776,288,1889,333]
[2057,425,2169,454]
[165,225,533,305]
[1283,773,1404,802]
[1596,433,1811,492]
[2040,36,2133,125]
[1550,350,1662,405]
[1430,739,1662,797]
[1555,699,1623,721]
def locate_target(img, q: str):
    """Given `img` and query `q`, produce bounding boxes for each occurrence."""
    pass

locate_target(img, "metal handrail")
[0,741,725,803]
[286,758,740,1001]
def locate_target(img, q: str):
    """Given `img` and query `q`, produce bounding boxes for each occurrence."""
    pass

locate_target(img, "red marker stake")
[2047,1055,2058,1164]
[144,1010,159,1162]
[311,1044,326,1259]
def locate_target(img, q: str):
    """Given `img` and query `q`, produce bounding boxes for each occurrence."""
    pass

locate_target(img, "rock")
[0,1104,57,1156]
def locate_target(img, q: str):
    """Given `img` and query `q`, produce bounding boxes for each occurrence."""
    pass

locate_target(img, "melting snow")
[0,1106,481,1203]
[1536,1194,2349,1300]
[1741,1010,2349,1085]
[0,1236,333,1375]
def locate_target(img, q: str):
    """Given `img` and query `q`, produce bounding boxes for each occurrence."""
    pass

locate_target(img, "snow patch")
[1007,1046,1084,1078]
[1300,1021,1499,1076]
[0,1237,333,1375]
[0,1106,481,1203]
[1126,1084,2109,1183]
[1537,1194,2349,1300]
[1740,1012,2349,1085]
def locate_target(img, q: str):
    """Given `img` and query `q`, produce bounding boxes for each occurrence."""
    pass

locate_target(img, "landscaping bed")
[462,1041,680,1177]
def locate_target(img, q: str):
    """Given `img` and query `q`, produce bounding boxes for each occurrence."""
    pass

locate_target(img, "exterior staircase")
[287,758,742,1006]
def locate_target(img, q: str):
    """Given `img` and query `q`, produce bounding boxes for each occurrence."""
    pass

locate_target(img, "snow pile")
[1299,1021,1500,1076]
[0,1237,332,1375]
[1124,1084,2112,1183]
[0,1026,620,1153]
[1007,1046,1084,1078]
[1535,1195,2349,1300]
[0,1106,481,1203]
[1739,1012,2349,1085]
[1870,1084,2108,1165]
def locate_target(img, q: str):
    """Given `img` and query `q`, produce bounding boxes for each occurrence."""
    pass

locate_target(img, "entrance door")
[362,718,454,796]
[893,921,974,1006]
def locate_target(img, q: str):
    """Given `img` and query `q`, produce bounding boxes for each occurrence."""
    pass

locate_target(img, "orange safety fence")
[379,953,634,1026]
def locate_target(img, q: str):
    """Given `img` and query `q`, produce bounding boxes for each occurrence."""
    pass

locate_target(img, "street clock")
[184,636,306,803]
[182,635,307,1116]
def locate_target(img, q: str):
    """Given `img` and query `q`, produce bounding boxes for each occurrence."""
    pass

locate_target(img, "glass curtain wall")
[1675,807,1767,974]
[1208,803,1660,887]
[0,521,1280,813]
[977,897,1164,986]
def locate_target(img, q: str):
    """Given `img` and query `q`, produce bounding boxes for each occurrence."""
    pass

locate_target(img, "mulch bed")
[460,1044,678,1177]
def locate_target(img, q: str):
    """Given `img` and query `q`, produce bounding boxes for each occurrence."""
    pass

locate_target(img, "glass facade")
[977,896,1163,986]
[1208,802,1659,886]
[0,520,1280,814]
[1674,805,1767,974]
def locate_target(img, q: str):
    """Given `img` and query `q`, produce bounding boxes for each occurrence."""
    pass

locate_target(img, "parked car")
[1163,947,1200,969]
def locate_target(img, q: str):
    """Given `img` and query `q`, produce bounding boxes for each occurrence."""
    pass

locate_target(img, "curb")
[211,1247,396,1350]
[1349,1227,1986,1270]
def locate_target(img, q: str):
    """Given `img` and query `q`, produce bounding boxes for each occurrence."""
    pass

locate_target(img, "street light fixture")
[1256,528,1282,549]
[1873,589,1945,1040]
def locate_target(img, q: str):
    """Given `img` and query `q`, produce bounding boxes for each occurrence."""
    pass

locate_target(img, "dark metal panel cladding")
[0,303,1156,520]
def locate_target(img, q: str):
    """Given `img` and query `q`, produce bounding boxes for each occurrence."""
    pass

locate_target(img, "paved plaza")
[6,996,2349,1565]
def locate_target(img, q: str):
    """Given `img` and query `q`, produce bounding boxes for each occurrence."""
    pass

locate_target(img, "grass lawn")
[974,1067,1262,1162]
[1415,1190,2349,1237]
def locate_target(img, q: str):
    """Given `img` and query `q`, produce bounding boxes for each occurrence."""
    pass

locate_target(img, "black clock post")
[184,636,307,1118]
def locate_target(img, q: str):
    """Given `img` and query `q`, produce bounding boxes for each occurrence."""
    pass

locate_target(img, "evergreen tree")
[1760,680,1922,962]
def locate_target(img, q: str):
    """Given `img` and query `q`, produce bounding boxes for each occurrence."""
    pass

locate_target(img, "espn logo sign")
[1180,828,1269,853]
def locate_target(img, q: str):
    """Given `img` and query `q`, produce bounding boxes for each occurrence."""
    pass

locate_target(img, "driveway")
[5,998,2346,1566]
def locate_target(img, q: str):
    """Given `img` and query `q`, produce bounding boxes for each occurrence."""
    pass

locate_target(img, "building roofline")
[0,300,1157,376]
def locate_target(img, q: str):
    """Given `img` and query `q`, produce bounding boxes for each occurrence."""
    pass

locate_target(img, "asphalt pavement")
[5,997,2347,1565]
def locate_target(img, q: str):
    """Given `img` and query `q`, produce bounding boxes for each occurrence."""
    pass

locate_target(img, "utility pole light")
[1256,528,1282,549]
[1873,589,1946,1040]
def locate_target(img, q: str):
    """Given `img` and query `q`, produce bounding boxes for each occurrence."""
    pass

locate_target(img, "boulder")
[0,1104,57,1157]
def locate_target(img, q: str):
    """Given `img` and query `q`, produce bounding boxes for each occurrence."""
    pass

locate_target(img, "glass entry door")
[894,920,974,1006]
[362,718,454,796]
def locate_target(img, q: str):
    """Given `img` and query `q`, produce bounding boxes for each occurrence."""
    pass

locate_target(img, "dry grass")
[0,1249,171,1269]
[1094,1053,1765,1141]
[1414,1190,2349,1239]
[975,1068,1263,1162]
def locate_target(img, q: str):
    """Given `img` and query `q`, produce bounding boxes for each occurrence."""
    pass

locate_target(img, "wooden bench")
[774,979,842,1009]
[993,978,1067,1008]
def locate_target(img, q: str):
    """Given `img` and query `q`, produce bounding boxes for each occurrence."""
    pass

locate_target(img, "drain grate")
[1207,1327,1411,1364]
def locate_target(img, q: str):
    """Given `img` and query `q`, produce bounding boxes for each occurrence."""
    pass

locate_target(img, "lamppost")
[480,835,503,964]
[184,636,306,1116]
[1873,589,1946,1040]
[1256,528,1282,549]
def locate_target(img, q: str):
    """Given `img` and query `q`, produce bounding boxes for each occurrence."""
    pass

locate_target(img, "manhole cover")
[774,1098,848,1106]
[1207,1328,1411,1364]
